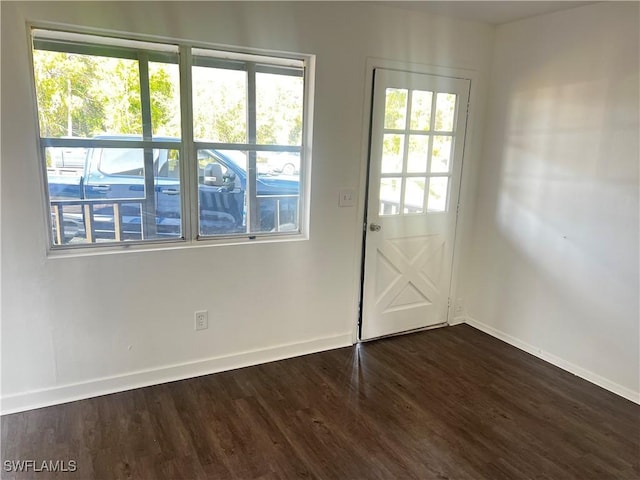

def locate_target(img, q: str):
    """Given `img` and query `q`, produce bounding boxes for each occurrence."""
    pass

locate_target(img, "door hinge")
[447,297,451,308]
[456,204,460,217]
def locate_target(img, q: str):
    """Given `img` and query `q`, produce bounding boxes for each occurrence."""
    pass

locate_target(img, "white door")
[361,68,470,340]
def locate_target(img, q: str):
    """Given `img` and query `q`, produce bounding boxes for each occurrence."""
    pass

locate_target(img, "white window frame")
[29,25,315,253]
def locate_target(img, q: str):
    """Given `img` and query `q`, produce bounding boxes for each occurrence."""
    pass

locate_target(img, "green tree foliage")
[382,89,407,157]
[33,51,104,137]
[256,72,303,145]
[383,88,407,131]
[149,63,180,137]
[434,93,456,131]
[33,51,176,138]
[192,68,247,143]
[100,58,143,134]
[34,49,303,145]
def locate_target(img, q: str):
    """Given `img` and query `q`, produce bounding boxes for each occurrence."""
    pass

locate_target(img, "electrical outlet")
[194,310,208,330]
[454,298,465,316]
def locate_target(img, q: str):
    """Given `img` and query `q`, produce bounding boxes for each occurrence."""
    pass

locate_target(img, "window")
[31,28,312,249]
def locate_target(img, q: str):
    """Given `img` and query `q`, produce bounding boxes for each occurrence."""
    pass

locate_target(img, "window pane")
[154,149,182,239]
[197,149,247,236]
[435,93,456,132]
[407,135,429,173]
[431,136,453,173]
[382,134,404,173]
[149,61,181,138]
[410,90,432,131]
[379,177,402,215]
[46,147,85,200]
[404,178,426,214]
[192,66,247,143]
[253,152,300,234]
[32,50,142,138]
[256,73,303,145]
[427,177,448,212]
[47,146,182,244]
[384,88,407,130]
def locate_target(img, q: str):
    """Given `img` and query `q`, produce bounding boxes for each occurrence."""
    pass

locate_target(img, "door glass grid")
[379,87,457,216]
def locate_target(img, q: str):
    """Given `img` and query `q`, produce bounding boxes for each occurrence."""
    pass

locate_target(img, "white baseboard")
[464,317,640,405]
[449,315,471,326]
[1,333,353,415]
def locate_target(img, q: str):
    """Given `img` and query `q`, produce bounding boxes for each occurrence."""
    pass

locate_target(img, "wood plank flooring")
[1,324,639,479]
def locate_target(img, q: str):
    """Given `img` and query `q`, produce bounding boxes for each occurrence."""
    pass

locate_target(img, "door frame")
[351,58,480,343]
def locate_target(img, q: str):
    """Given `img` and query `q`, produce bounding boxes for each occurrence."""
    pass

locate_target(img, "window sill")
[46,231,309,259]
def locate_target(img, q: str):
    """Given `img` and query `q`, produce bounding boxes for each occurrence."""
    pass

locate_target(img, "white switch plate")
[339,188,355,207]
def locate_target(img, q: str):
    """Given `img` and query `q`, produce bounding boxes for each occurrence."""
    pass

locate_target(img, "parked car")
[260,152,300,176]
[48,138,87,172]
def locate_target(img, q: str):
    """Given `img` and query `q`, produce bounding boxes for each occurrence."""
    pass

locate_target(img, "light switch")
[339,188,356,207]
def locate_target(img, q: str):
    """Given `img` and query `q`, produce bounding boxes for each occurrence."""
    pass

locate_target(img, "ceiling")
[379,1,596,25]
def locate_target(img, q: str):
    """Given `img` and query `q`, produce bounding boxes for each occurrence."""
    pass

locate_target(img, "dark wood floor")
[2,324,639,479]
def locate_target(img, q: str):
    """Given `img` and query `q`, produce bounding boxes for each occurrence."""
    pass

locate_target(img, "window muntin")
[31,29,310,249]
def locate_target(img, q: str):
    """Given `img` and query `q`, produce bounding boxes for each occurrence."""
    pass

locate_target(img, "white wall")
[460,2,639,401]
[1,1,493,413]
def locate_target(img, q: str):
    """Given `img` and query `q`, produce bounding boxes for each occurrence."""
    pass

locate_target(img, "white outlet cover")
[194,310,208,330]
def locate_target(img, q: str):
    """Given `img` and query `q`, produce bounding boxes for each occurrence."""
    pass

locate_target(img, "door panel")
[361,68,470,340]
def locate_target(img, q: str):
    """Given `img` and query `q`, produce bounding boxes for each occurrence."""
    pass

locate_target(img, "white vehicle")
[49,144,87,171]
[261,152,300,176]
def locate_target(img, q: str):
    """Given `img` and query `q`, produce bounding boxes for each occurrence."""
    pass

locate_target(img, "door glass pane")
[431,136,453,173]
[410,90,433,131]
[407,135,429,173]
[381,134,404,173]
[435,93,456,132]
[427,177,448,212]
[384,88,407,129]
[192,66,247,143]
[404,178,425,214]
[149,61,181,138]
[379,177,402,215]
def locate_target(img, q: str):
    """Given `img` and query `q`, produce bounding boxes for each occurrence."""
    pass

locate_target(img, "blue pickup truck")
[47,137,300,243]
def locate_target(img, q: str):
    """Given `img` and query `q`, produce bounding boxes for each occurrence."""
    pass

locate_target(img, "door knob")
[369,223,381,232]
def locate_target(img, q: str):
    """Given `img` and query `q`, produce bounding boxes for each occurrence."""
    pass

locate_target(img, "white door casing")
[361,68,470,340]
